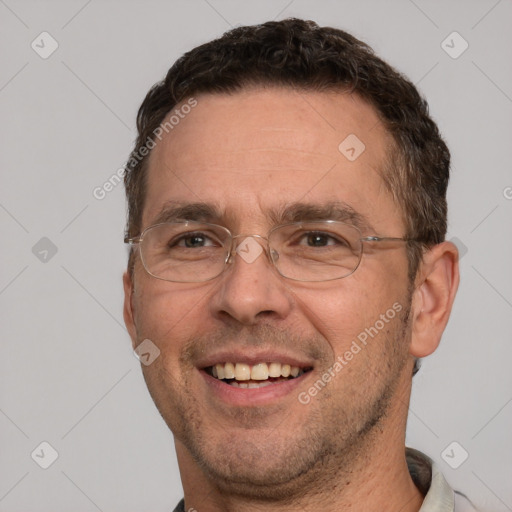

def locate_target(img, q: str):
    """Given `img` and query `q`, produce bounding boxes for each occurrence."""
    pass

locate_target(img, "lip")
[195,349,314,369]
[200,369,312,407]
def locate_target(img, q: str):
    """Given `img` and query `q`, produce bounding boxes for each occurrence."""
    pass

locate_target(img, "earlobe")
[410,241,460,358]
[123,271,138,349]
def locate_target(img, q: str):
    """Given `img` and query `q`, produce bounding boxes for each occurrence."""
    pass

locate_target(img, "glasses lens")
[140,223,230,282]
[269,221,362,281]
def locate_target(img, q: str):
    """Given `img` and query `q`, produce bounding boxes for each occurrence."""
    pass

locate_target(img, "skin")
[123,88,459,511]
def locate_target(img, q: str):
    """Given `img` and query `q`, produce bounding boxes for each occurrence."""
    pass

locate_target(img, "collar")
[407,448,454,511]
[407,448,478,512]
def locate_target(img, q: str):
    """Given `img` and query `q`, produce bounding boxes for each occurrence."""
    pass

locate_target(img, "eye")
[304,233,335,247]
[172,232,218,249]
[298,231,349,248]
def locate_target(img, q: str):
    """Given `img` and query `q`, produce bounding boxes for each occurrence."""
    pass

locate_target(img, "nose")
[208,235,293,326]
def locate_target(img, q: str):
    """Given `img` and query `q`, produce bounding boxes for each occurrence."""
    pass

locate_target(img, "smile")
[205,362,313,388]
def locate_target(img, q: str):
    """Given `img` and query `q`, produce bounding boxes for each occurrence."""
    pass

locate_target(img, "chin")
[183,425,337,501]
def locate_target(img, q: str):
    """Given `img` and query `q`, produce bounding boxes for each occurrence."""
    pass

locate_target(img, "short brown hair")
[124,18,450,280]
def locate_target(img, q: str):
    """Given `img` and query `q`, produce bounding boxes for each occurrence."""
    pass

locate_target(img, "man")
[122,18,476,511]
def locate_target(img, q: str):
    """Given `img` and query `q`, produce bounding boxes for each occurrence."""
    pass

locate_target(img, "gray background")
[1,0,511,510]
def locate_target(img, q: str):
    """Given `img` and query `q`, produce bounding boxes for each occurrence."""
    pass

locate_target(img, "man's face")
[124,88,415,495]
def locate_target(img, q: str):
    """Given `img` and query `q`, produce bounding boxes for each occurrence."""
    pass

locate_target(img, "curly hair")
[124,18,450,283]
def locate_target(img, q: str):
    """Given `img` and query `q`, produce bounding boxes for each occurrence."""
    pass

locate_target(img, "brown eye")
[298,232,349,248]
[306,233,330,247]
[170,232,218,249]
[183,235,207,248]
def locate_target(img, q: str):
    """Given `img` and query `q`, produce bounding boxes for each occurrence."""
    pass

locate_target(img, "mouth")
[204,362,313,389]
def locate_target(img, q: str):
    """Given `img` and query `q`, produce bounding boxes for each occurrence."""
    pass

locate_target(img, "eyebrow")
[151,201,222,225]
[150,200,375,233]
[269,201,375,233]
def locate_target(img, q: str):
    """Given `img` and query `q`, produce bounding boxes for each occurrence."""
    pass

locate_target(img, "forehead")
[143,87,402,233]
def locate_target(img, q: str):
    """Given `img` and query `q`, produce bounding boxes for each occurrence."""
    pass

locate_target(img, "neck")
[176,381,423,512]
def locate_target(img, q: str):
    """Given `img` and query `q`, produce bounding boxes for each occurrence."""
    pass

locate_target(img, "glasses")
[124,220,410,283]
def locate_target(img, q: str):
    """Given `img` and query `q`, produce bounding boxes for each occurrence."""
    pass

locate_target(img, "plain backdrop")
[1,1,511,510]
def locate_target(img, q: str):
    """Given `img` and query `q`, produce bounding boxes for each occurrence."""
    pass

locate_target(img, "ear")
[409,241,460,358]
[123,271,138,350]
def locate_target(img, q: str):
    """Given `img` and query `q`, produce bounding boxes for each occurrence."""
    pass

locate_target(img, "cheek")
[133,283,204,419]
[291,266,408,357]
[132,278,214,350]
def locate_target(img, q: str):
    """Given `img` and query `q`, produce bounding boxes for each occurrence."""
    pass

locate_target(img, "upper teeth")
[212,362,302,381]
